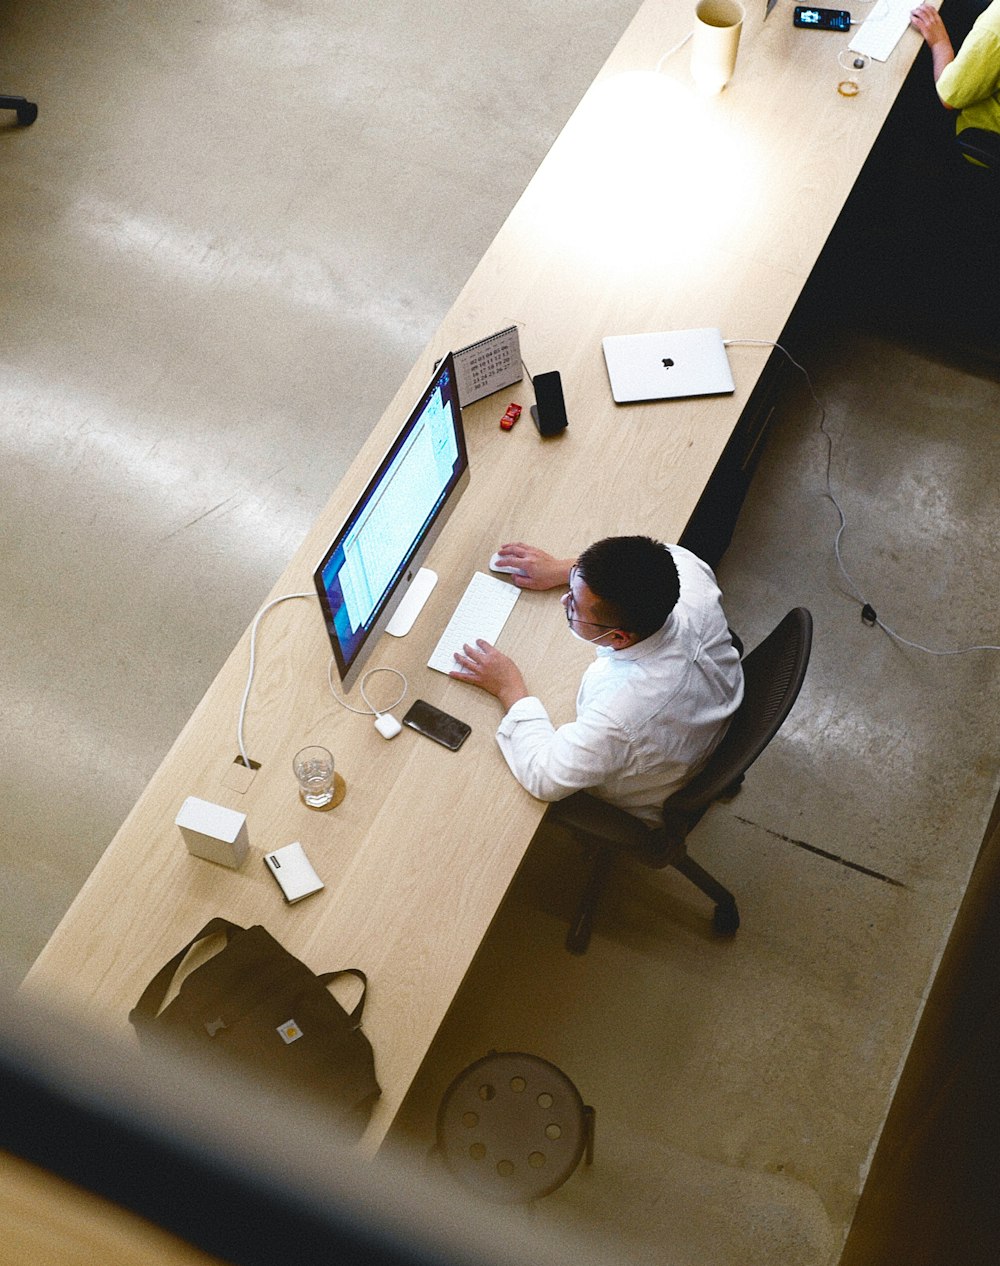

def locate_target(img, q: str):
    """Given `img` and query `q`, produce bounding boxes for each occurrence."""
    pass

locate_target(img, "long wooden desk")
[23,0,924,1153]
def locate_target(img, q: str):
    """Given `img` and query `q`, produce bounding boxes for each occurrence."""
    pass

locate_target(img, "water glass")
[293,746,335,808]
[837,48,869,96]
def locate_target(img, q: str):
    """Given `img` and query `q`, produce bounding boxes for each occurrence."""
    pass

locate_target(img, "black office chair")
[548,607,813,954]
[956,126,1000,172]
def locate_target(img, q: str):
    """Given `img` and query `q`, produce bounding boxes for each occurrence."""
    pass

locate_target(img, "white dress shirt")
[496,545,744,825]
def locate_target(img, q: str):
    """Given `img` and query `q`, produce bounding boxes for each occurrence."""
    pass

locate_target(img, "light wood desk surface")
[23,0,924,1150]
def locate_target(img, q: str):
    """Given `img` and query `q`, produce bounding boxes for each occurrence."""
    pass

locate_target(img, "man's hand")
[449,639,529,711]
[492,542,574,591]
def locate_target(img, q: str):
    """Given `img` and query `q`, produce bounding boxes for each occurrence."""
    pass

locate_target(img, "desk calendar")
[452,326,523,406]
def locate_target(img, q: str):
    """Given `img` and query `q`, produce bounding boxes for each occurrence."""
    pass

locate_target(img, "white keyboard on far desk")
[848,0,918,62]
[427,572,520,675]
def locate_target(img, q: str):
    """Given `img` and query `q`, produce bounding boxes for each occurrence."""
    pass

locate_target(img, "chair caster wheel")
[17,102,38,126]
[713,902,740,935]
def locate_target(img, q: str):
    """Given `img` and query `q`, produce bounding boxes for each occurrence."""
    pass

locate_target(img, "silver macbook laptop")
[602,327,735,404]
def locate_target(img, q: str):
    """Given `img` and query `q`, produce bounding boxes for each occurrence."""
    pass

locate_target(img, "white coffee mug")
[690,0,745,94]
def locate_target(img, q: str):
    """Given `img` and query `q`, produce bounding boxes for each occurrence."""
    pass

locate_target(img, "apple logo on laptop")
[662,358,674,369]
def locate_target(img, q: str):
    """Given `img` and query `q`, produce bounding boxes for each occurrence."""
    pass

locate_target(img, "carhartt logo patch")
[277,1020,303,1044]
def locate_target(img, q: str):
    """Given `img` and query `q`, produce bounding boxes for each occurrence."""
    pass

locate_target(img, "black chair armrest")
[546,792,651,850]
[546,792,682,867]
[956,127,1000,170]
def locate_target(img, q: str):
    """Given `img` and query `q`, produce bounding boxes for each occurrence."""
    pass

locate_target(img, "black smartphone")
[530,370,569,436]
[402,699,471,751]
[793,6,851,30]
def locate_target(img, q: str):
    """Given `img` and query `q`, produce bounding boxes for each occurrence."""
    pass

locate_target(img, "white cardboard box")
[175,796,249,869]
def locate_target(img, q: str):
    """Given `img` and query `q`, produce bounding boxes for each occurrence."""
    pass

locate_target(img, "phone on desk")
[402,699,471,751]
[793,6,851,29]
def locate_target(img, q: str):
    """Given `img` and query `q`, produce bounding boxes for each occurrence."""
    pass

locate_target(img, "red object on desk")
[500,402,522,431]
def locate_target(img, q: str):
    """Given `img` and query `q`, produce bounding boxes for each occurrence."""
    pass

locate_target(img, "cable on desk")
[327,664,407,719]
[724,338,1000,657]
[238,591,316,770]
[237,589,411,768]
[655,31,693,73]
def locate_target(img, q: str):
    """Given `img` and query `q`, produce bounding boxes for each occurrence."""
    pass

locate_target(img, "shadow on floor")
[840,796,1000,1266]
[798,52,1000,1264]
[795,45,1000,372]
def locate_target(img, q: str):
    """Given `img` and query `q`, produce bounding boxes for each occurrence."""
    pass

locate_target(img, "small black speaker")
[530,371,568,436]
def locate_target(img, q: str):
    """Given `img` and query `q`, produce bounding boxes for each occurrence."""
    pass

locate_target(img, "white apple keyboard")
[848,0,917,62]
[427,572,520,674]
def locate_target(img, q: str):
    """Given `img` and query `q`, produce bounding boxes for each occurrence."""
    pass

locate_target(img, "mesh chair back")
[666,607,812,817]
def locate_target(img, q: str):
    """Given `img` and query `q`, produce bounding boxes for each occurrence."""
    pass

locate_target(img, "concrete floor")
[2,2,999,1264]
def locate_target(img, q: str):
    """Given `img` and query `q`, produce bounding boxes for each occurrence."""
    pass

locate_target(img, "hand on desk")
[455,541,572,708]
[450,638,529,712]
[910,4,955,85]
[493,542,574,591]
[909,4,947,44]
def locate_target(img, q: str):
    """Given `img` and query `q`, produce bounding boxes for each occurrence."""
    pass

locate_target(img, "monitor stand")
[386,568,438,637]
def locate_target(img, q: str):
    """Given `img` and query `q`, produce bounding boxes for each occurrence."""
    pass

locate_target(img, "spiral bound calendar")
[452,326,523,407]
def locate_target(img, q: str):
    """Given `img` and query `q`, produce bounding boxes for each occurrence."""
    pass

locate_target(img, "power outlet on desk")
[222,753,261,794]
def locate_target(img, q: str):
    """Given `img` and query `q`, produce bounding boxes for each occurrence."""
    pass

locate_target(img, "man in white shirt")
[450,536,744,826]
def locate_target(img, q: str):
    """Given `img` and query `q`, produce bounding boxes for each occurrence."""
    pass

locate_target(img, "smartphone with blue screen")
[793,6,851,30]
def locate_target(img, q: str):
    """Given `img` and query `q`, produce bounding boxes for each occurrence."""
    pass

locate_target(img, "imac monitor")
[314,353,468,690]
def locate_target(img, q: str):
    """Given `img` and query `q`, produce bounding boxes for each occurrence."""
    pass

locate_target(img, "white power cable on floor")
[724,339,1000,657]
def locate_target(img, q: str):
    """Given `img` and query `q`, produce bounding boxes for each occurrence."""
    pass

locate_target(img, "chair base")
[713,899,740,935]
[671,850,740,934]
[0,95,38,126]
[566,840,740,955]
[566,844,616,955]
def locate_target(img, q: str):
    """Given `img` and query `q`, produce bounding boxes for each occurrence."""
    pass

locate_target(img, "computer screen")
[314,353,468,690]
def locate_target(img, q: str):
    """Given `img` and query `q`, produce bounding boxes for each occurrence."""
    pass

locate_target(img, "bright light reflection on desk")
[519,70,763,285]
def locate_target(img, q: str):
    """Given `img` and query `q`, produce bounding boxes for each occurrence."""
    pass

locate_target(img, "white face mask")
[568,625,616,645]
[563,567,619,645]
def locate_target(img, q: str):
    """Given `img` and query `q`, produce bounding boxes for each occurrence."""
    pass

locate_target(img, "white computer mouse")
[489,552,527,576]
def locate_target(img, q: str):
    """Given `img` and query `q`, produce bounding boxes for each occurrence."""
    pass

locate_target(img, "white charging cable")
[724,338,1000,657]
[327,663,408,738]
[237,591,315,770]
[236,592,411,769]
[655,31,693,73]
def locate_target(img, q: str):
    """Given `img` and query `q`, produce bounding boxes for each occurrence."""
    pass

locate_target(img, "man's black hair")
[576,536,680,638]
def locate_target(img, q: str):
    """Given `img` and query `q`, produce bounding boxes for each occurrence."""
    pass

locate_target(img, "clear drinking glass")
[837,48,869,96]
[293,745,335,808]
